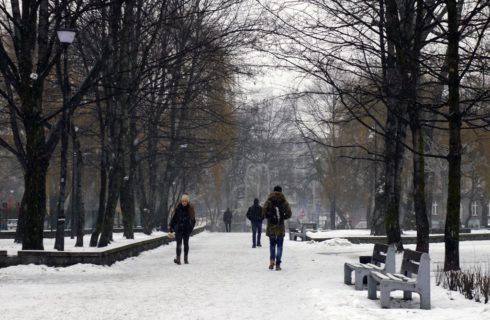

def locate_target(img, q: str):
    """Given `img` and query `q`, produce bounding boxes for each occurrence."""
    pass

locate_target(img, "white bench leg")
[420,289,431,310]
[380,287,391,308]
[344,264,352,285]
[354,270,364,290]
[367,275,377,300]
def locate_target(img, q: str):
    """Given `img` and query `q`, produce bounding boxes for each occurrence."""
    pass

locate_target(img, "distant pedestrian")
[223,208,233,232]
[169,193,196,265]
[246,198,263,248]
[262,186,292,271]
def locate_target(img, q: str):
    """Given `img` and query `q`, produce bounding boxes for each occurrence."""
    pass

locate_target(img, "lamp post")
[54,28,76,251]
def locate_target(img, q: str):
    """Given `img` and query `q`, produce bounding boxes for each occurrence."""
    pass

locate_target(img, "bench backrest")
[301,223,317,232]
[288,221,300,230]
[400,249,430,285]
[372,243,396,273]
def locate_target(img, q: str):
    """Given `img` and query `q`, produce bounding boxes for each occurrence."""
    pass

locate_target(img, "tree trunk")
[383,107,406,248]
[411,121,430,253]
[54,111,69,251]
[90,101,108,247]
[22,152,49,250]
[135,162,151,234]
[98,110,123,247]
[120,172,135,239]
[73,126,85,247]
[14,194,27,243]
[70,137,77,240]
[381,2,406,247]
[158,182,172,232]
[329,193,336,229]
[98,162,121,247]
[370,173,386,235]
[89,166,107,247]
[444,0,461,271]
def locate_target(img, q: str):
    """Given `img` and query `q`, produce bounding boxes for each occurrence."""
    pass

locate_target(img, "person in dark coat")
[262,185,292,271]
[223,208,233,232]
[169,193,196,265]
[246,198,263,248]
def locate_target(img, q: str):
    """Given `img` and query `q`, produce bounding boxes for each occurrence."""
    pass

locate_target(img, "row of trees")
[0,0,262,250]
[1,0,488,274]
[261,0,490,271]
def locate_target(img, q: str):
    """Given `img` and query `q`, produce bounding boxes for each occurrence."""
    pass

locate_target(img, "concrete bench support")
[344,243,396,290]
[367,249,431,310]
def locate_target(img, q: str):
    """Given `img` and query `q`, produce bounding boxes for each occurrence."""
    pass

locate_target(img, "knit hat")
[181,193,190,202]
[273,185,282,192]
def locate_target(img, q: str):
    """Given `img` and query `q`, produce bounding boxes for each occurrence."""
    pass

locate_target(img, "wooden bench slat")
[371,271,390,280]
[365,263,383,270]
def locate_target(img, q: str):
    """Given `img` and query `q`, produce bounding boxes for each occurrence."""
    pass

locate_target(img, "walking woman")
[169,193,196,265]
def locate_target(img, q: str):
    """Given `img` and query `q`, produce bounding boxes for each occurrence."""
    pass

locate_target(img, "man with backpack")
[262,185,292,271]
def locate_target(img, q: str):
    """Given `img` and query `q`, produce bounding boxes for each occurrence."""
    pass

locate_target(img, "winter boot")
[184,255,189,264]
[275,263,281,271]
[269,259,275,270]
[174,256,181,265]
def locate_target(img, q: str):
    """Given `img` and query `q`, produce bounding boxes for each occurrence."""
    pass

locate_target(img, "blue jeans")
[269,236,284,265]
[252,221,262,246]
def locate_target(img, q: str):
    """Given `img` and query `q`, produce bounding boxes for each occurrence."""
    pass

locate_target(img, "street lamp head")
[57,29,76,44]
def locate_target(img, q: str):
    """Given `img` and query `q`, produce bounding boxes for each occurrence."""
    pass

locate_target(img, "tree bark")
[54,111,69,251]
[411,120,430,252]
[22,143,50,250]
[90,98,108,247]
[158,182,172,232]
[73,126,85,247]
[444,0,461,271]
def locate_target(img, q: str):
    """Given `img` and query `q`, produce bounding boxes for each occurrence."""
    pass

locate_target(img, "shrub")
[435,264,490,304]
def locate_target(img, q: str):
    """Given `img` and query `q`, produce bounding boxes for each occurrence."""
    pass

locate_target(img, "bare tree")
[0,0,108,249]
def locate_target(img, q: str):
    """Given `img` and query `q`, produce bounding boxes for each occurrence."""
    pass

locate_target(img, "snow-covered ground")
[1,231,489,320]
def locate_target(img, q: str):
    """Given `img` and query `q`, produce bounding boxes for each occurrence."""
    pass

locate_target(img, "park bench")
[367,248,431,310]
[288,221,300,240]
[289,222,317,241]
[344,243,396,290]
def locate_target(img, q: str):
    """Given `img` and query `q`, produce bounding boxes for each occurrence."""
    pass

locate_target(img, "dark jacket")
[169,203,196,236]
[262,191,292,237]
[246,199,263,223]
[223,209,233,223]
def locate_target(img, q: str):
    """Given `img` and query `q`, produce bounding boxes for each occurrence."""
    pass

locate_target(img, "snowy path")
[0,232,489,320]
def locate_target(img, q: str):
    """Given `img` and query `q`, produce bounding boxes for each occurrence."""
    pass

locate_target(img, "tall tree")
[0,0,107,249]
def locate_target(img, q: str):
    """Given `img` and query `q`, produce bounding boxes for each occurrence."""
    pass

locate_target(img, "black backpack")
[268,201,281,225]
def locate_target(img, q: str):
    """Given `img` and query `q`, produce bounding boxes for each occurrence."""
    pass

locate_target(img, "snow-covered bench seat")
[367,248,431,310]
[344,243,396,290]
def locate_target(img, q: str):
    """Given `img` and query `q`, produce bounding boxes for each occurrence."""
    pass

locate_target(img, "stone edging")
[0,225,205,268]
[306,232,490,243]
